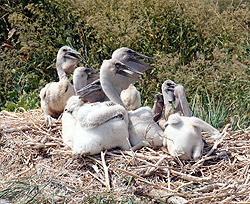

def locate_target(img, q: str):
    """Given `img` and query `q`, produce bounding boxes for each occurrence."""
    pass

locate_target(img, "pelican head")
[77,79,102,97]
[56,46,81,73]
[101,58,143,80]
[162,80,176,104]
[73,67,99,92]
[112,47,153,73]
[100,59,143,106]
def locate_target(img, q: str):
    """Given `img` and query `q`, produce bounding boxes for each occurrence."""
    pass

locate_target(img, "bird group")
[40,46,221,161]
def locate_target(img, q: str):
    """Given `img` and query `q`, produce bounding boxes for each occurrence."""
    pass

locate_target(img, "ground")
[0,109,249,203]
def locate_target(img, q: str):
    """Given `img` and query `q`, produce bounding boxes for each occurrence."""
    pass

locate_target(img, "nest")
[0,109,249,203]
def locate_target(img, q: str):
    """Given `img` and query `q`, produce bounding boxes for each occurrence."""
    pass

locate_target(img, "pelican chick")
[40,46,80,126]
[62,99,130,154]
[73,67,99,94]
[100,59,164,150]
[153,80,191,130]
[163,113,221,160]
[112,47,152,110]
[61,59,142,155]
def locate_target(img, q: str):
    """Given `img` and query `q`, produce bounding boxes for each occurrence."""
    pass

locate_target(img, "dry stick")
[192,151,229,170]
[2,126,30,133]
[116,168,176,192]
[168,169,212,182]
[15,163,34,177]
[190,187,249,202]
[26,142,62,148]
[220,187,249,203]
[205,123,231,157]
[125,137,138,166]
[101,151,111,190]
[88,171,107,187]
[0,110,19,117]
[145,155,169,176]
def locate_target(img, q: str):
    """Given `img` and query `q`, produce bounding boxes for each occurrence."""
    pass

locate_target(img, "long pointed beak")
[77,79,101,95]
[117,62,143,76]
[65,49,81,60]
[116,63,143,82]
[85,68,100,73]
[133,51,154,60]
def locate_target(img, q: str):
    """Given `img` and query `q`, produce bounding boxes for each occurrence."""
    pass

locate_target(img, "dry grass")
[0,109,249,203]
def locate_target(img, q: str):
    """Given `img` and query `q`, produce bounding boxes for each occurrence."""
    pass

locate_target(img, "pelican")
[75,47,149,107]
[76,79,109,103]
[61,59,142,155]
[153,80,191,130]
[163,113,220,160]
[100,58,164,150]
[40,46,80,126]
[73,67,99,94]
[112,47,152,110]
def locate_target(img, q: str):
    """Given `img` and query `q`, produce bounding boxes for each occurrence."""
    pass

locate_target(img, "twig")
[88,171,107,187]
[168,169,212,182]
[2,126,29,133]
[192,151,229,169]
[220,187,249,203]
[26,142,63,148]
[101,151,111,190]
[205,123,231,157]
[116,168,175,192]
[126,137,138,166]
[144,155,169,176]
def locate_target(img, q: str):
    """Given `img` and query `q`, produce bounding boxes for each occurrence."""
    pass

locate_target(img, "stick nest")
[0,109,249,203]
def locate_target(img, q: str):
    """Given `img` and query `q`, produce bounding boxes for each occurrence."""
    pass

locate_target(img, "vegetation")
[0,0,249,128]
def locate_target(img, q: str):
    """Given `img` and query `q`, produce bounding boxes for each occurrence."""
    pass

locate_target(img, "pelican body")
[163,113,220,160]
[40,46,80,126]
[120,84,141,111]
[62,99,130,155]
[61,59,140,155]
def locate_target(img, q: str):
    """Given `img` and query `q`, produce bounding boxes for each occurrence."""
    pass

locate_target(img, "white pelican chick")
[73,67,99,94]
[112,47,152,110]
[100,58,164,150]
[61,59,142,155]
[153,80,192,130]
[40,46,80,126]
[163,113,220,160]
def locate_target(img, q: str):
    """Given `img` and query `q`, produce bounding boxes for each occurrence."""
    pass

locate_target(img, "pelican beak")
[77,79,101,96]
[65,49,81,60]
[126,51,154,72]
[115,62,143,78]
[85,68,100,73]
[132,51,154,60]
[84,68,100,81]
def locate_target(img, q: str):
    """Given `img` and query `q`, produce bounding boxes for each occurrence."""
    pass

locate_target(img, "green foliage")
[0,0,249,128]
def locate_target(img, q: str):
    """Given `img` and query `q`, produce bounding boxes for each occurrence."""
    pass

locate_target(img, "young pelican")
[100,58,164,150]
[112,47,152,110]
[163,113,220,160]
[40,46,80,126]
[61,59,141,155]
[73,67,99,94]
[153,80,191,130]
